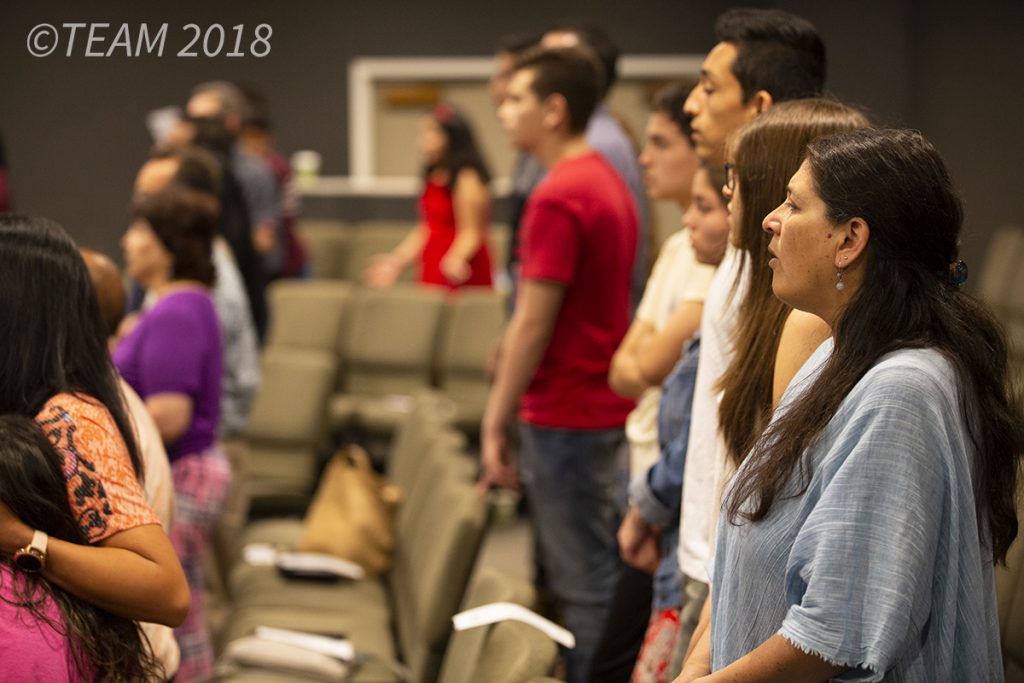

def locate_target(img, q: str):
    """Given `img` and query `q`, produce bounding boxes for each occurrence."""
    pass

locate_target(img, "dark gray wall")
[1,0,1020,281]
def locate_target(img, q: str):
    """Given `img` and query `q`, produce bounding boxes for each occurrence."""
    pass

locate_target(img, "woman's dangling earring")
[835,269,845,292]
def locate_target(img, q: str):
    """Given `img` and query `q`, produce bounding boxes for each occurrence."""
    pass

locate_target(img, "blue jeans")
[519,423,625,683]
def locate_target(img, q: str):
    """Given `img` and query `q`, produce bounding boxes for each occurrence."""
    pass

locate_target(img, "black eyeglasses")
[724,163,736,193]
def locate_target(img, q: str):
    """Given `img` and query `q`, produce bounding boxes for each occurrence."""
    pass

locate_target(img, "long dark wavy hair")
[424,103,491,191]
[725,128,1024,563]
[0,414,162,681]
[0,214,142,479]
[717,100,869,467]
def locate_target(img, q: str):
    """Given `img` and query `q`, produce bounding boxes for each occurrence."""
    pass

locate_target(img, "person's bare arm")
[772,310,831,408]
[636,300,703,385]
[609,319,656,398]
[364,224,428,287]
[0,505,189,626]
[478,280,564,492]
[145,393,193,445]
[693,635,845,683]
[676,593,712,682]
[441,169,490,284]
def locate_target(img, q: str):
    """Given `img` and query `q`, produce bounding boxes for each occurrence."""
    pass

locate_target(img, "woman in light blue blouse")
[677,128,1023,682]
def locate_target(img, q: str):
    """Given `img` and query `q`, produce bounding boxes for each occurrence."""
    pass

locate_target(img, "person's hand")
[0,500,33,555]
[617,506,661,573]
[477,423,519,495]
[440,254,471,285]
[253,223,277,255]
[363,253,401,287]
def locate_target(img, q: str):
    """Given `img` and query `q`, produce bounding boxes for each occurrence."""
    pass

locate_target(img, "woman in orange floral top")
[0,214,189,628]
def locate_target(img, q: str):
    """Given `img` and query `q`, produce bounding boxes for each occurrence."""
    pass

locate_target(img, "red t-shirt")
[419,179,493,290]
[519,151,637,429]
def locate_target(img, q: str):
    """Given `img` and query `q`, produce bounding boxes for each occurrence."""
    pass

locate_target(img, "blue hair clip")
[947,259,968,287]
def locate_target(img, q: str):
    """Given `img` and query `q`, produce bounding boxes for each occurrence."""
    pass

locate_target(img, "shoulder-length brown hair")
[717,99,869,468]
[132,186,218,287]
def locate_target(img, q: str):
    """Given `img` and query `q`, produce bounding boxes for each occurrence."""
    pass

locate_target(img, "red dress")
[419,179,493,289]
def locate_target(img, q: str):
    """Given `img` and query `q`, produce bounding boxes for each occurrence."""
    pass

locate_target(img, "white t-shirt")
[626,230,716,476]
[677,246,748,582]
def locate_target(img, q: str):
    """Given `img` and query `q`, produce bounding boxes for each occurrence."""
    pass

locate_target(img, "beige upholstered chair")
[978,225,1024,386]
[437,567,538,683]
[296,219,351,279]
[467,621,559,683]
[242,347,337,515]
[330,284,447,435]
[343,221,416,282]
[265,279,353,354]
[434,288,506,436]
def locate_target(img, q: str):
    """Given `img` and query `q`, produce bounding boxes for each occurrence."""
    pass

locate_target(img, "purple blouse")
[114,289,223,462]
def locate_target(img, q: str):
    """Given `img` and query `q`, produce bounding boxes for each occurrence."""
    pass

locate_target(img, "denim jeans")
[519,422,625,683]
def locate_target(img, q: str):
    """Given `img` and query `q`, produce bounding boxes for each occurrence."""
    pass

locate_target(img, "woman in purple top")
[114,186,231,682]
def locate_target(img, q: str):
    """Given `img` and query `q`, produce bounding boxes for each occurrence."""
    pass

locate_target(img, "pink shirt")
[0,567,80,681]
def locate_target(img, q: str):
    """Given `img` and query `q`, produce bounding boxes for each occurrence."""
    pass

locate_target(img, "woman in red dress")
[365,103,493,289]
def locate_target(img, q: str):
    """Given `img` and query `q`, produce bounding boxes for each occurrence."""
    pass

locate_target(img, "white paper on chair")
[242,543,279,566]
[276,551,366,580]
[451,602,576,649]
[254,626,357,662]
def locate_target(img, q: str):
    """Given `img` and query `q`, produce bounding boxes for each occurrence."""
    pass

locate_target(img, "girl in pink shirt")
[0,414,161,682]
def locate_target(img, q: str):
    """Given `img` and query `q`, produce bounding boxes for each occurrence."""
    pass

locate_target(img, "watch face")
[14,550,43,573]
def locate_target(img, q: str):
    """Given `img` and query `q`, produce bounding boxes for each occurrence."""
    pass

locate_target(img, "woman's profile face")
[762,160,845,313]
[683,167,731,266]
[417,116,447,166]
[121,219,171,287]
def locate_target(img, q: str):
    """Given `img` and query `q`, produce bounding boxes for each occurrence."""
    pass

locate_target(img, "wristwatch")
[13,530,48,573]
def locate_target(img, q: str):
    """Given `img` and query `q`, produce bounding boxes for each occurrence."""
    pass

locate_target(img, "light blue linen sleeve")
[777,364,955,681]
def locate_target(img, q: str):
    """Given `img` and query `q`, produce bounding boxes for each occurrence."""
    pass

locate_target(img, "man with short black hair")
[684,8,826,165]
[481,46,637,683]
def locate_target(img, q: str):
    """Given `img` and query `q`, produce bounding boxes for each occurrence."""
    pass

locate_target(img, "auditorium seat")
[434,288,505,435]
[243,347,337,515]
[343,221,416,282]
[330,285,446,435]
[265,279,353,354]
[296,219,351,279]
[437,567,539,683]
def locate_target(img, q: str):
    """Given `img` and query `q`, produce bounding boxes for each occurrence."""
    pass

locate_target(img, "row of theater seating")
[243,280,505,515]
[297,219,511,282]
[214,393,560,682]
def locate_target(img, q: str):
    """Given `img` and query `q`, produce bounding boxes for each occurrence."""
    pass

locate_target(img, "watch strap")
[30,529,48,556]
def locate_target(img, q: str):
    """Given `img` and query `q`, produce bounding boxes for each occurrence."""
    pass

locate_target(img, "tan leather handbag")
[298,445,401,576]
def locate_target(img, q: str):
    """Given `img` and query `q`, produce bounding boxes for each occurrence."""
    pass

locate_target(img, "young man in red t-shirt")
[480,45,637,683]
